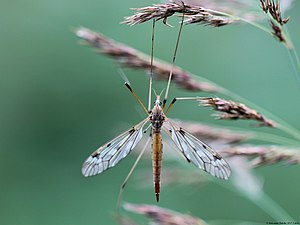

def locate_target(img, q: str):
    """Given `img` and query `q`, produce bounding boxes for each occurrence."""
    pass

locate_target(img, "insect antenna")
[152,88,164,97]
[162,2,185,110]
[125,82,149,115]
[153,88,158,97]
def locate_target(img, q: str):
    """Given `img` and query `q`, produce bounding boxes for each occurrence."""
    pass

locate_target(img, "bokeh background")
[0,0,299,224]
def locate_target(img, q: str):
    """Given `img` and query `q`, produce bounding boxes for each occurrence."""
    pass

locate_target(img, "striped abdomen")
[152,130,163,202]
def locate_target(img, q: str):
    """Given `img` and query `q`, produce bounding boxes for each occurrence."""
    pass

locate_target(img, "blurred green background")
[0,0,300,224]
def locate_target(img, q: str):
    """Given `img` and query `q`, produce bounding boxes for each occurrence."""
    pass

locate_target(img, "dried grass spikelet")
[199,97,276,127]
[221,145,300,167]
[122,2,232,27]
[260,0,290,25]
[184,13,232,27]
[270,20,286,42]
[76,27,221,93]
[172,119,252,144]
[124,203,207,225]
[259,0,290,43]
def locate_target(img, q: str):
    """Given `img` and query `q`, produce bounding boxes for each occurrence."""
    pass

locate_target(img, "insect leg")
[125,82,149,115]
[165,97,202,116]
[116,137,151,211]
[162,2,186,110]
[148,19,156,112]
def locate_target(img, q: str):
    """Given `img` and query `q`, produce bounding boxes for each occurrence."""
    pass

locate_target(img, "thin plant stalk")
[284,27,300,84]
[203,8,291,48]
[205,8,271,33]
[287,48,300,83]
[221,88,300,141]
[242,129,300,146]
[203,7,300,84]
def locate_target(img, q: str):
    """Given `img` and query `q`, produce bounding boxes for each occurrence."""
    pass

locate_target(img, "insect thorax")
[149,105,165,131]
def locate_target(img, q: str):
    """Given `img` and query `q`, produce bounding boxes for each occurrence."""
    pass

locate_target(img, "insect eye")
[159,101,162,106]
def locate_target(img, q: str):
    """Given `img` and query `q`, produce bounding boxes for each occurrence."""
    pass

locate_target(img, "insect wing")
[163,120,231,179]
[82,119,148,177]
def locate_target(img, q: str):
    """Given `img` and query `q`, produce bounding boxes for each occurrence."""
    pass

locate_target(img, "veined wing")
[163,120,231,179]
[82,119,148,177]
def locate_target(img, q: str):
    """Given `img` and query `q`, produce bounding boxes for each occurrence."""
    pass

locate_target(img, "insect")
[82,8,231,204]
[82,85,231,201]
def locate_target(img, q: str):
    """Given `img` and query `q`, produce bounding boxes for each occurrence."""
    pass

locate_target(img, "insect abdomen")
[152,131,163,202]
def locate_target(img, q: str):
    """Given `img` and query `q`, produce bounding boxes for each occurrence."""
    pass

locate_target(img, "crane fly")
[82,85,231,201]
[81,7,231,204]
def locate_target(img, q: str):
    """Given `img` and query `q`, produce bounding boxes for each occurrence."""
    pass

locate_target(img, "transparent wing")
[163,120,231,179]
[82,119,148,177]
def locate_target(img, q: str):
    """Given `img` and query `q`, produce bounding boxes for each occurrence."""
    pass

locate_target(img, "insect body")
[82,91,231,202]
[150,98,165,130]
[149,97,164,201]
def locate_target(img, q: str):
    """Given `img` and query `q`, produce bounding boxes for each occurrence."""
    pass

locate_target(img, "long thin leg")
[118,68,130,84]
[125,82,149,115]
[162,4,186,110]
[148,19,156,112]
[116,137,151,211]
[165,97,201,116]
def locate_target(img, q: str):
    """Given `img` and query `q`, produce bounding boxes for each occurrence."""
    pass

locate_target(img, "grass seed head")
[76,27,222,93]
[199,97,276,127]
[122,2,232,27]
